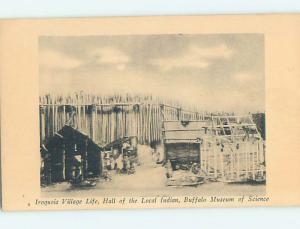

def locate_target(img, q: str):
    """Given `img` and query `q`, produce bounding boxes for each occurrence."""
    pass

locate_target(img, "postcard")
[0,14,299,211]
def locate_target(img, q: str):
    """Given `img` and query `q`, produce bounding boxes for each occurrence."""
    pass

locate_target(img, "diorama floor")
[42,147,266,197]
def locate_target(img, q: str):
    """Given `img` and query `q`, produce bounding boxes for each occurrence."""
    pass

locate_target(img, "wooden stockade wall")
[40,94,205,146]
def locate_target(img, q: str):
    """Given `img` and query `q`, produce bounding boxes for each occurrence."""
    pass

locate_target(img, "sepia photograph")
[0,3,299,227]
[39,34,266,197]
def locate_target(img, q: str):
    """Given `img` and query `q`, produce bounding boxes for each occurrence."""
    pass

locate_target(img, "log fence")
[39,94,206,146]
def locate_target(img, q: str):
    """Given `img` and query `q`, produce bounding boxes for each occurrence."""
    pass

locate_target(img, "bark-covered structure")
[41,125,102,185]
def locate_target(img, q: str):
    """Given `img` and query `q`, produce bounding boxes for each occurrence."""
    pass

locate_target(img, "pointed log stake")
[148,104,151,143]
[39,106,44,145]
[114,106,118,141]
[51,98,54,135]
[91,104,96,141]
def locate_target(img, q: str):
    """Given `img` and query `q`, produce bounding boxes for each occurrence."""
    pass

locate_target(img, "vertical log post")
[62,143,66,180]
[236,142,240,180]
[148,104,151,144]
[213,141,217,178]
[230,145,234,180]
[39,106,44,145]
[252,142,256,180]
[64,143,71,181]
[82,138,88,179]
[114,106,118,141]
[220,144,224,180]
[177,108,181,120]
[91,104,96,141]
[245,142,248,179]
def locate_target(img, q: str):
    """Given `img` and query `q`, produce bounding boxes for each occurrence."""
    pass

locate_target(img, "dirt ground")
[42,145,266,197]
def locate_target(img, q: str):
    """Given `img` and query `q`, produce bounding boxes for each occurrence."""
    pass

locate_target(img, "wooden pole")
[220,144,224,180]
[39,106,44,145]
[236,143,240,180]
[252,142,256,180]
[82,139,88,179]
[62,143,66,180]
[51,99,55,137]
[115,106,118,141]
[213,140,217,178]
[245,142,248,179]
[63,105,66,125]
[177,108,181,120]
[91,104,96,141]
[148,104,151,143]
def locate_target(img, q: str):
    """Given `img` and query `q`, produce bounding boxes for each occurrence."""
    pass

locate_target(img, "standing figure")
[71,160,82,185]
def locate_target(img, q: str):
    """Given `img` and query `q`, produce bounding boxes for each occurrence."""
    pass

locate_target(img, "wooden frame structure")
[201,115,265,182]
[161,114,266,183]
